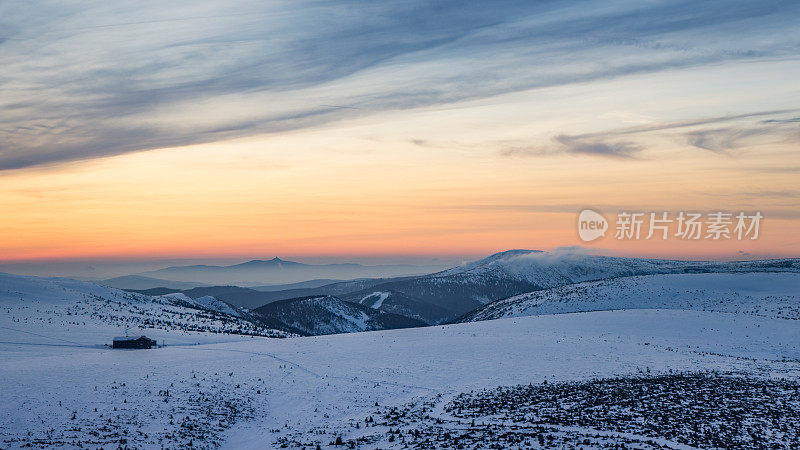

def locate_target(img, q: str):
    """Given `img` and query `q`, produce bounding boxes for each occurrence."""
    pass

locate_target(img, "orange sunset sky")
[1,2,799,267]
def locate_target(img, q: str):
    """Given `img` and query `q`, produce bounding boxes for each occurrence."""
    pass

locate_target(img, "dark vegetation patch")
[290,372,800,449]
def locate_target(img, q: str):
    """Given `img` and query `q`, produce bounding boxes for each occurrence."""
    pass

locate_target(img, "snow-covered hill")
[3,266,800,448]
[350,289,455,324]
[439,249,800,285]
[342,250,800,324]
[456,272,800,323]
[0,272,289,346]
[1,308,798,448]
[123,251,800,327]
[158,292,242,317]
[253,295,426,336]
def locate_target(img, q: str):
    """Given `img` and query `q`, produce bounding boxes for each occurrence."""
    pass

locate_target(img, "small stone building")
[112,336,157,349]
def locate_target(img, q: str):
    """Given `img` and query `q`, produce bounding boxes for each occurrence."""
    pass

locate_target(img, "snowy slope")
[1,309,798,448]
[438,249,800,285]
[0,272,289,347]
[3,267,800,448]
[158,293,242,317]
[344,289,455,324]
[253,295,426,335]
[456,272,800,322]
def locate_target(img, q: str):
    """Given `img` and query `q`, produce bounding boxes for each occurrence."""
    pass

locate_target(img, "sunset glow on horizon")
[2,1,799,265]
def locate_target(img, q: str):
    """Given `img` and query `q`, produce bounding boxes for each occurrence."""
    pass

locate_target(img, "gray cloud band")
[501,109,800,158]
[1,0,799,169]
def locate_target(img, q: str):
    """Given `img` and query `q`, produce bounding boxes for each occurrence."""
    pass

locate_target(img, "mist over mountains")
[134,257,445,286]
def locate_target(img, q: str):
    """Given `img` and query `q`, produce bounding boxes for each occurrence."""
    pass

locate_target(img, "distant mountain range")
[132,257,445,285]
[123,250,800,326]
[4,250,800,341]
[100,275,211,290]
[127,278,407,310]
[337,250,800,323]
[0,272,426,339]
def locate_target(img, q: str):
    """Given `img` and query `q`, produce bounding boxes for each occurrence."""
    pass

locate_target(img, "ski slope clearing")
[457,272,800,323]
[1,309,798,448]
[359,291,390,309]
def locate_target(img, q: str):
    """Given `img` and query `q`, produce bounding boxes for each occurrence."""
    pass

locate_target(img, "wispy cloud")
[744,166,800,174]
[761,117,800,124]
[683,127,771,154]
[699,189,800,199]
[2,0,800,169]
[501,109,800,158]
[501,137,643,159]
[561,140,643,158]
[560,110,798,141]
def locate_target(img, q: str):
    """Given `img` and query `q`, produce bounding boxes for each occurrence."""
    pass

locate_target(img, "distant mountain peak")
[236,257,294,267]
[486,249,542,259]
[442,249,543,274]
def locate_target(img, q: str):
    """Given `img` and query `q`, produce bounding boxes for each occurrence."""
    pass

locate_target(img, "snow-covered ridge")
[342,250,800,324]
[456,272,800,322]
[253,295,425,336]
[5,308,798,448]
[3,269,800,447]
[158,292,241,317]
[438,249,800,284]
[0,271,288,343]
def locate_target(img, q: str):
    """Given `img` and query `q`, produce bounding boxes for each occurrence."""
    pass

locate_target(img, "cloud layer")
[500,109,800,158]
[2,0,800,169]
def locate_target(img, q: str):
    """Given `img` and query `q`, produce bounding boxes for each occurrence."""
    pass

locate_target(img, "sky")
[1,0,799,270]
